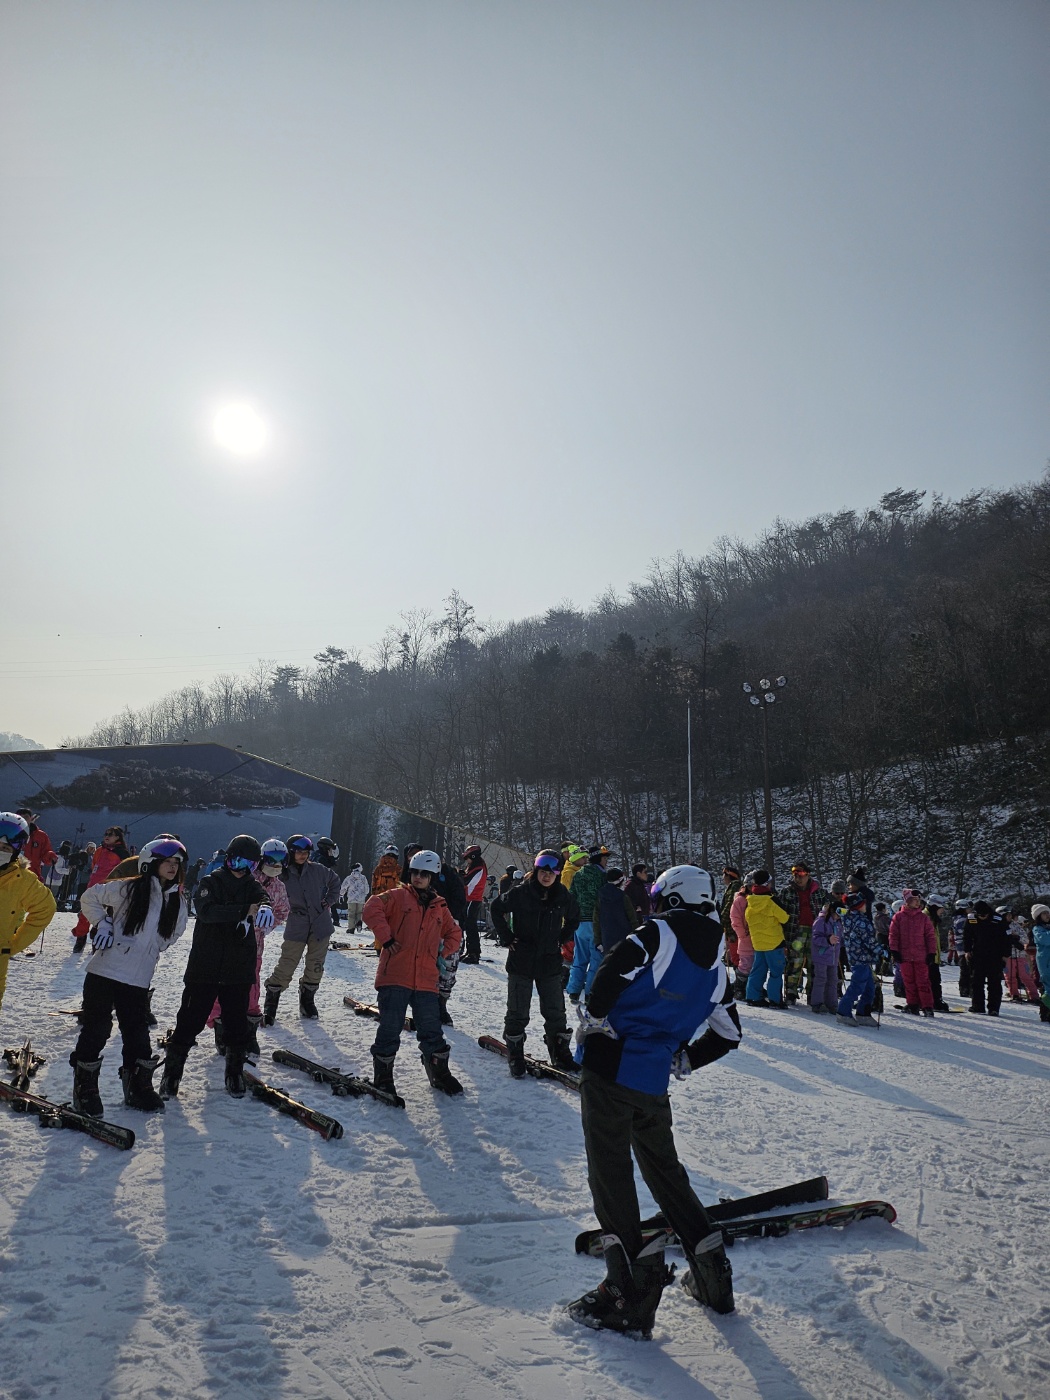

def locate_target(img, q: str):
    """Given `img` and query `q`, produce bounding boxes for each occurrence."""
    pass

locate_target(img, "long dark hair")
[122,865,181,940]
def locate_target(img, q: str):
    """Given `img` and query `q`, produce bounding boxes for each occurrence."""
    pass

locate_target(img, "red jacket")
[364,883,463,993]
[463,860,488,903]
[86,847,124,889]
[25,827,55,878]
[888,908,937,963]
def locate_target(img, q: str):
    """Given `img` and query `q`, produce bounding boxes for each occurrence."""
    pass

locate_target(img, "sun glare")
[212,401,270,458]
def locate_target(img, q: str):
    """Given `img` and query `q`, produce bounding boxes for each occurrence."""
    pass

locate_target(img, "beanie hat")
[1031,903,1050,921]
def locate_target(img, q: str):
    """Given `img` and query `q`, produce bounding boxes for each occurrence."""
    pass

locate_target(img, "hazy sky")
[3,0,1048,746]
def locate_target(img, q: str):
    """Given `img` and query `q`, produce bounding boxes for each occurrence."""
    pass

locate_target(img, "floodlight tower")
[742,675,787,882]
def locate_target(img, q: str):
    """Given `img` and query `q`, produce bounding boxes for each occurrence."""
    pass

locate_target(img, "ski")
[894,1003,965,1013]
[478,1035,581,1093]
[4,1039,46,1093]
[330,941,378,954]
[580,1198,895,1256]
[0,1078,136,1150]
[343,995,414,1031]
[242,1069,345,1140]
[271,1049,405,1109]
[574,1175,830,1255]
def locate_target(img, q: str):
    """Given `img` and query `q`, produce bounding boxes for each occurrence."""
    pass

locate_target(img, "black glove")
[926,952,937,967]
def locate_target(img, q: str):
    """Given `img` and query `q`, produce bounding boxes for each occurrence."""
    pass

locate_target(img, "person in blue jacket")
[569,864,741,1338]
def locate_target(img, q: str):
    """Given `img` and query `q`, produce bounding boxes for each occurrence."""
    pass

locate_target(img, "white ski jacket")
[81,877,188,988]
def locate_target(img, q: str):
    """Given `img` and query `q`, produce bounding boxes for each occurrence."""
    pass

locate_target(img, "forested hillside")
[79,476,1050,893]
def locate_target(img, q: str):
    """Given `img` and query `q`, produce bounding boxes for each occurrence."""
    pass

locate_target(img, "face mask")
[0,848,13,867]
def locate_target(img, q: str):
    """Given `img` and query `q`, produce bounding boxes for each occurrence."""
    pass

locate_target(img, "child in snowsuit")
[837,873,880,1025]
[744,871,789,1007]
[71,837,189,1114]
[729,881,753,997]
[809,900,842,1013]
[0,813,57,1018]
[1028,904,1050,1021]
[888,891,937,1016]
[964,902,1010,1016]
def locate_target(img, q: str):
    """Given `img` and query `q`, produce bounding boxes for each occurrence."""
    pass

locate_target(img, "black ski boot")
[246,1013,263,1056]
[119,1057,164,1112]
[159,1043,189,1100]
[506,1034,528,1079]
[422,1050,463,1096]
[682,1229,735,1314]
[71,1057,104,1118]
[146,988,158,1028]
[545,1031,576,1073]
[372,1053,397,1095]
[213,1019,226,1054]
[225,1045,248,1098]
[299,986,319,1020]
[568,1234,675,1339]
[263,986,281,1026]
[439,996,454,1027]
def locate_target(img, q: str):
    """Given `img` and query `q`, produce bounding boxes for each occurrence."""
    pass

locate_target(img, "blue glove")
[254,906,275,933]
[671,1048,693,1080]
[91,917,114,953]
[437,953,450,976]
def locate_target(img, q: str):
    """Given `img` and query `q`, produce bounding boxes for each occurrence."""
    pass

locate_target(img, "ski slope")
[1,913,1048,1400]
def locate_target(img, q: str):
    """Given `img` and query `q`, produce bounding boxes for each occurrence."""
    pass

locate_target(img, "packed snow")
[1,912,1048,1400]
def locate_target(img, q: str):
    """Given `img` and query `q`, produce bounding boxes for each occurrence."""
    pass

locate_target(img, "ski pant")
[72,971,152,1072]
[1005,957,1039,1001]
[171,981,251,1051]
[504,971,568,1043]
[463,902,482,962]
[734,926,755,976]
[208,930,265,1026]
[579,1068,715,1263]
[784,925,812,1001]
[969,960,1003,1015]
[345,901,365,930]
[838,961,875,1017]
[958,955,972,998]
[370,985,447,1060]
[566,922,602,999]
[899,960,933,1010]
[809,961,839,1011]
[746,947,785,1004]
[1037,949,1050,1002]
[265,934,331,994]
[928,960,945,1006]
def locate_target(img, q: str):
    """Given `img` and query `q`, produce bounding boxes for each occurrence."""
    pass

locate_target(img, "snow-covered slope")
[1,914,1048,1399]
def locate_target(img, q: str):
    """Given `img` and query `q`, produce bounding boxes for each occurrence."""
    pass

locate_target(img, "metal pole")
[761,705,775,881]
[686,700,693,864]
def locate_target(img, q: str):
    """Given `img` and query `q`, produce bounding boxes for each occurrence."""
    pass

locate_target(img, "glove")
[926,952,937,966]
[671,1047,693,1080]
[437,954,450,976]
[574,1004,618,1048]
[254,906,275,933]
[91,918,114,953]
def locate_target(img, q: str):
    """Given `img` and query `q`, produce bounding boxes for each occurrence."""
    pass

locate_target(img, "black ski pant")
[72,971,152,1072]
[504,971,568,1043]
[969,961,1003,1015]
[463,902,482,961]
[579,1067,715,1263]
[171,982,251,1051]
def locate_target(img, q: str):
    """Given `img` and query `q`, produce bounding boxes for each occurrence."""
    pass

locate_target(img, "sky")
[2,0,1048,747]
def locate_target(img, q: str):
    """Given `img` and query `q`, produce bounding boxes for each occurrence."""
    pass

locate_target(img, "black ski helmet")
[225,834,262,864]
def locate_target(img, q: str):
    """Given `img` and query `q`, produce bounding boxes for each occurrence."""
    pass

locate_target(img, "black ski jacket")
[491,877,579,980]
[963,914,1010,965]
[183,866,269,985]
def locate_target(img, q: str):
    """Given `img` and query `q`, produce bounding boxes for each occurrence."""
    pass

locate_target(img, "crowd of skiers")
[717,861,1050,1024]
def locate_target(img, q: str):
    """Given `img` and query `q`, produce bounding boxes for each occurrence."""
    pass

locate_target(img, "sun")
[212,401,270,458]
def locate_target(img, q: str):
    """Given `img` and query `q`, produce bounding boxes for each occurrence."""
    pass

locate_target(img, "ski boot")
[855,1013,878,1026]
[246,1013,263,1056]
[299,986,319,1020]
[225,1045,248,1098]
[372,1053,397,1095]
[901,1004,920,1015]
[505,1034,528,1079]
[568,1234,675,1339]
[71,1056,104,1118]
[263,987,281,1026]
[119,1057,164,1112]
[921,1008,935,1019]
[159,1043,189,1100]
[213,1019,226,1055]
[682,1229,735,1314]
[422,1050,463,1096]
[545,1031,577,1073]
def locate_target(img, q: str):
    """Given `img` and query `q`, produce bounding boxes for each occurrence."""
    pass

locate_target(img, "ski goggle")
[287,837,313,852]
[534,853,561,871]
[226,855,258,872]
[149,841,187,863]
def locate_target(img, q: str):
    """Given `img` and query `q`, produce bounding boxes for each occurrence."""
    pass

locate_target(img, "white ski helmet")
[137,836,187,872]
[260,838,289,873]
[651,864,716,910]
[0,812,31,854]
[408,849,441,875]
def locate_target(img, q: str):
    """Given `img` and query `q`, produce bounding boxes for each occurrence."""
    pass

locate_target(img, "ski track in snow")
[0,913,1048,1399]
